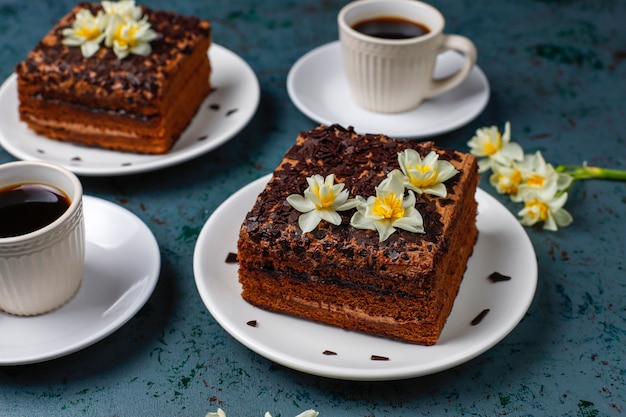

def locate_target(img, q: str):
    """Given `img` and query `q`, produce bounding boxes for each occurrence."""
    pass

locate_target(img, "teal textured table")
[0,0,624,415]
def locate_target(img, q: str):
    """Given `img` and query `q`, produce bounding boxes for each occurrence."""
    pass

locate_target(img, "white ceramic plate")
[0,44,259,176]
[0,196,160,365]
[287,41,490,139]
[193,174,537,381]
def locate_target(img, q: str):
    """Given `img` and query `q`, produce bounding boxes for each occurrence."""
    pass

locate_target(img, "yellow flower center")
[526,174,545,188]
[409,165,438,188]
[498,169,522,194]
[310,184,336,209]
[372,193,404,219]
[483,133,501,155]
[525,198,549,221]
[113,24,138,48]
[76,23,102,41]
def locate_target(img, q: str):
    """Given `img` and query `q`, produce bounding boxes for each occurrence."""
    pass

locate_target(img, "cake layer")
[238,125,479,345]
[17,58,211,154]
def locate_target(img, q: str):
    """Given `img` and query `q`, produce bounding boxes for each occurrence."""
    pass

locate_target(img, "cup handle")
[426,34,477,99]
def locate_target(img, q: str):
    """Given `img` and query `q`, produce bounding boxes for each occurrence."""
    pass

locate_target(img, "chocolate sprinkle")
[488,272,511,282]
[471,309,490,325]
[371,355,389,361]
[322,350,337,356]
[225,252,238,263]
[246,320,257,327]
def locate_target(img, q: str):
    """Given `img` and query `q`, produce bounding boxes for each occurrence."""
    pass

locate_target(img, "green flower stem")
[555,165,626,181]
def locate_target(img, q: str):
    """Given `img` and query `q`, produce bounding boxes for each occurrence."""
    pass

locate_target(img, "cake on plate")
[14,1,211,154]
[237,124,479,345]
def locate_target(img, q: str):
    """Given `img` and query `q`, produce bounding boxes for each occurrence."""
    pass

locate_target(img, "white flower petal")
[318,209,342,226]
[286,194,315,212]
[298,211,322,233]
[374,220,396,242]
[295,411,320,417]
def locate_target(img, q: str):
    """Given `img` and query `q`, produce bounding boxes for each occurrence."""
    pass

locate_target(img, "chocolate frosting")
[15,3,211,107]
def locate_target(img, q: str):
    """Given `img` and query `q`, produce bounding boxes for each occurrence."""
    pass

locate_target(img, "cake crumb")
[246,320,257,327]
[370,355,389,361]
[322,350,337,356]
[471,309,490,325]
[488,272,511,282]
[225,252,238,263]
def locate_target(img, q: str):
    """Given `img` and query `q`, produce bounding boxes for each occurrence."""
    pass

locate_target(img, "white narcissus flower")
[286,174,357,233]
[105,13,158,59]
[518,192,573,231]
[397,149,459,197]
[265,411,319,417]
[512,151,574,203]
[205,409,227,417]
[489,163,523,196]
[350,170,424,242]
[101,0,143,20]
[61,9,108,57]
[467,121,523,173]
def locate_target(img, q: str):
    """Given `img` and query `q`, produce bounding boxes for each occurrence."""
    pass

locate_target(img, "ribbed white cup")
[0,161,84,316]
[338,0,477,113]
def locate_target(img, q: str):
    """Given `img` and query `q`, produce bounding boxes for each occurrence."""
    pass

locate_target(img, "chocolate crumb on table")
[323,350,337,355]
[225,252,238,263]
[246,320,257,327]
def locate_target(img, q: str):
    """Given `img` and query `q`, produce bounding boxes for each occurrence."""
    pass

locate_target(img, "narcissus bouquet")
[467,122,626,231]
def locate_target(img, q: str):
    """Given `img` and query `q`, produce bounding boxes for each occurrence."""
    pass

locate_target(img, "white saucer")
[0,44,259,176]
[0,196,160,365]
[287,41,490,138]
[193,175,537,381]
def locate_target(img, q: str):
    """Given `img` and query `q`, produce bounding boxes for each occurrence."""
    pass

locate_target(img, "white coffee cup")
[338,0,477,113]
[0,161,85,316]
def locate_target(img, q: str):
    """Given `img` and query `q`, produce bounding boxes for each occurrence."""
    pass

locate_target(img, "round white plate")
[0,44,259,176]
[194,174,537,381]
[0,196,160,365]
[287,41,490,139]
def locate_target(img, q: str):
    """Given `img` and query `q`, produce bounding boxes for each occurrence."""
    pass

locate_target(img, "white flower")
[265,411,319,417]
[397,149,459,197]
[206,409,227,417]
[286,174,357,233]
[467,121,523,173]
[350,170,424,242]
[512,151,574,203]
[61,8,108,58]
[489,162,523,196]
[102,0,143,20]
[105,13,158,59]
[518,193,573,231]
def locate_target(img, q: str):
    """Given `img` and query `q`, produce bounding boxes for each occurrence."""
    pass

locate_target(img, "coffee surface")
[0,184,70,238]
[352,17,429,39]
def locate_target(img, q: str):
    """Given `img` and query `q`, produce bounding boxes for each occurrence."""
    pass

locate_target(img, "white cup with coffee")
[338,0,477,113]
[0,161,85,316]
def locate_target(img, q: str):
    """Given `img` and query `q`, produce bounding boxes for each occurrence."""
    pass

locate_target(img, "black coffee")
[352,17,430,39]
[0,184,70,238]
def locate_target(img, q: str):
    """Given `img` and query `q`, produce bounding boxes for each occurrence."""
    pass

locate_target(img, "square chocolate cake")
[14,2,211,154]
[237,125,479,345]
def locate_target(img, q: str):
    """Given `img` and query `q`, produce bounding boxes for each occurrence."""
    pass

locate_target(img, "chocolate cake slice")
[237,125,479,345]
[14,2,211,154]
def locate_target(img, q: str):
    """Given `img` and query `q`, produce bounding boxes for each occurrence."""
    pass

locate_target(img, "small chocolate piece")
[471,309,490,325]
[370,355,389,361]
[246,320,257,327]
[322,350,337,355]
[225,252,238,264]
[488,272,511,282]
